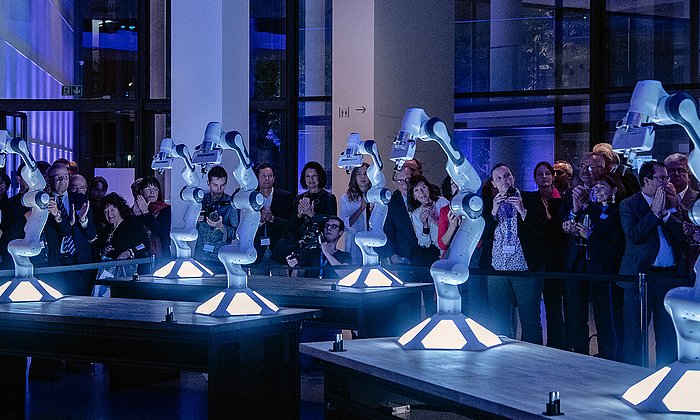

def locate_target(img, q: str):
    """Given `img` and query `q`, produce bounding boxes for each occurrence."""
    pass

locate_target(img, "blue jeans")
[487,275,544,344]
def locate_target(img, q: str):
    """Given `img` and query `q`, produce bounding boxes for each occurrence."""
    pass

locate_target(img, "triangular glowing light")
[662,371,700,412]
[9,281,42,302]
[154,261,176,277]
[195,292,225,315]
[253,291,279,312]
[398,318,431,346]
[466,318,503,347]
[177,261,203,277]
[622,367,671,405]
[226,292,262,315]
[421,319,468,349]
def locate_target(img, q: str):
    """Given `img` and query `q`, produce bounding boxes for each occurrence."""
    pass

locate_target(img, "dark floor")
[25,359,325,419]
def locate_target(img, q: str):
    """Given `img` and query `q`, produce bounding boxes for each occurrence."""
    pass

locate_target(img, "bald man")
[69,174,88,195]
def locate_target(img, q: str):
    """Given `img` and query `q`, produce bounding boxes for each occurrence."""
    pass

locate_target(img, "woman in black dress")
[97,193,150,261]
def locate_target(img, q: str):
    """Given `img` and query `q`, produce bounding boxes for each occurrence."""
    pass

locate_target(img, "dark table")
[301,338,697,419]
[97,275,433,338]
[0,296,320,419]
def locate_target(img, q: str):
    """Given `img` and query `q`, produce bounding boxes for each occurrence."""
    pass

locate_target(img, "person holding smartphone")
[481,163,544,345]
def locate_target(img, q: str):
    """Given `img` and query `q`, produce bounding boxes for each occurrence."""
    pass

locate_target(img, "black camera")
[203,199,231,222]
[505,187,518,197]
[290,218,322,260]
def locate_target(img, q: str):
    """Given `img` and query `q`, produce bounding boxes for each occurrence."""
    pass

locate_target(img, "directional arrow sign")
[355,106,367,114]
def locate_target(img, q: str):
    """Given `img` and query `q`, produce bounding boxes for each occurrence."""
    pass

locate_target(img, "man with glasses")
[44,162,96,294]
[665,153,698,216]
[379,159,422,267]
[68,174,88,195]
[619,160,689,367]
[285,216,350,279]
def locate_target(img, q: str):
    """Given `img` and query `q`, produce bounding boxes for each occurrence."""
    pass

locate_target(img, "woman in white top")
[339,163,371,264]
[407,175,449,266]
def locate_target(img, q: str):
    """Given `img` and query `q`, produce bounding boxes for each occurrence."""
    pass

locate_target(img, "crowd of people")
[1,144,697,369]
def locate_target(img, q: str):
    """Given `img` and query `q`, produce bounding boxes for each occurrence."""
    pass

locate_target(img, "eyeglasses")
[143,187,159,193]
[52,175,69,181]
[325,224,341,230]
[652,176,670,182]
[394,178,408,185]
[578,164,604,172]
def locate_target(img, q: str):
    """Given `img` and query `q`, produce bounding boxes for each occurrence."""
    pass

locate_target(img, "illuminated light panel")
[200,264,214,275]
[195,292,225,315]
[253,291,279,312]
[226,292,262,315]
[37,280,63,299]
[154,261,176,277]
[338,267,404,288]
[338,269,362,287]
[365,270,396,287]
[398,318,431,345]
[466,318,503,348]
[0,281,10,295]
[662,371,700,412]
[421,319,468,350]
[622,367,671,405]
[177,261,203,278]
[9,281,42,302]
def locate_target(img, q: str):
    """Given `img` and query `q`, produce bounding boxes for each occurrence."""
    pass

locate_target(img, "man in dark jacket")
[619,160,689,367]
[251,164,293,273]
[44,162,96,295]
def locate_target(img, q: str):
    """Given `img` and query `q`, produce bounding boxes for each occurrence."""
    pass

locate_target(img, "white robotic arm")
[0,131,51,278]
[617,81,700,412]
[390,108,485,314]
[338,133,392,266]
[193,122,264,288]
[152,137,205,259]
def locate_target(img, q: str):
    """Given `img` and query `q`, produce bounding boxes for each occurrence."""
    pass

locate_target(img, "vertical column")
[170,1,249,239]
[331,0,454,198]
[331,0,375,201]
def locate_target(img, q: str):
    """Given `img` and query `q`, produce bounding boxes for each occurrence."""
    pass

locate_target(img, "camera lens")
[208,211,220,222]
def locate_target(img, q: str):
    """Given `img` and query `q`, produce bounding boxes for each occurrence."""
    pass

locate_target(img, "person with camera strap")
[193,165,239,273]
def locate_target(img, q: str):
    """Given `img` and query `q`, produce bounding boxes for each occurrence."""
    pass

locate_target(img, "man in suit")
[665,153,699,218]
[378,160,421,267]
[619,160,689,367]
[252,164,293,273]
[44,162,96,296]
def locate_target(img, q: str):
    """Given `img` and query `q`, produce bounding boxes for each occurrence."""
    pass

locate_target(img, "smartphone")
[505,187,518,197]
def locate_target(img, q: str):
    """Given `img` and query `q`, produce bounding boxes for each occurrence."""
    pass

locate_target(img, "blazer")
[379,190,419,260]
[618,192,689,279]
[44,191,97,264]
[584,203,625,275]
[254,187,294,263]
[521,190,566,271]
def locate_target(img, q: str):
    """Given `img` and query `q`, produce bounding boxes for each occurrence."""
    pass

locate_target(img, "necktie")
[56,195,76,255]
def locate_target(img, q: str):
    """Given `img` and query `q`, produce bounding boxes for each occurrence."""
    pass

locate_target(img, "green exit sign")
[61,85,83,96]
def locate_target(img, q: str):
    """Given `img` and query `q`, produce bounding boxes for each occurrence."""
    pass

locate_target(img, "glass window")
[455,95,589,191]
[299,0,332,97]
[250,109,285,177]
[606,1,691,87]
[250,0,286,99]
[79,1,139,99]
